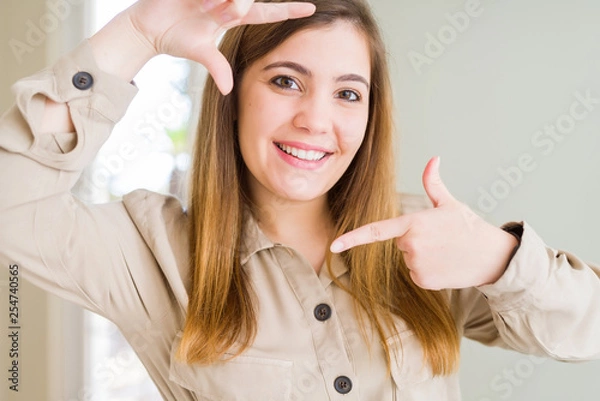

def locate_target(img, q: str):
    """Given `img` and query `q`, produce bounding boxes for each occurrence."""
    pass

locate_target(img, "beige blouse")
[1,41,600,401]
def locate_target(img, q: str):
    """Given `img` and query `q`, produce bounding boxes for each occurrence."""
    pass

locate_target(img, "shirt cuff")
[476,221,551,312]
[5,40,138,171]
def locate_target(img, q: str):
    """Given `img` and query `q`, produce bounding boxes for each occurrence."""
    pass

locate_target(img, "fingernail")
[302,3,317,14]
[330,241,344,253]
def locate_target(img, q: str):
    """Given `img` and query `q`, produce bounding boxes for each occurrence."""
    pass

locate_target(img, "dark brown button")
[314,303,332,321]
[72,72,94,90]
[334,376,352,394]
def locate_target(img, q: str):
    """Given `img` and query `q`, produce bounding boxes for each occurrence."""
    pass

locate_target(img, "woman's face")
[237,21,371,205]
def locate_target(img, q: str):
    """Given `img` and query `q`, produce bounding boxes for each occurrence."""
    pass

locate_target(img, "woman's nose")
[292,92,334,135]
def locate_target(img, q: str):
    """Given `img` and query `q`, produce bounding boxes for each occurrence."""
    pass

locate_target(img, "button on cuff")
[72,71,94,90]
[49,40,138,125]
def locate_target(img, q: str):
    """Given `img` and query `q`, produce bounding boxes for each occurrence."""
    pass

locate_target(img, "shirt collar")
[318,252,349,288]
[239,209,349,285]
[240,209,275,265]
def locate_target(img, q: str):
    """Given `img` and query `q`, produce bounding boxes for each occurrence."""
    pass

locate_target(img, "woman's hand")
[330,157,519,290]
[126,0,316,94]
[44,0,314,135]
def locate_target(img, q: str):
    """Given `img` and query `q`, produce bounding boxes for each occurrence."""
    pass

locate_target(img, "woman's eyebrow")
[336,74,370,90]
[263,61,311,77]
[263,61,370,89]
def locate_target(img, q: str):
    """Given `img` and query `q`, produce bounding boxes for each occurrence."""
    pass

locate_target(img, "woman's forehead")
[252,21,372,78]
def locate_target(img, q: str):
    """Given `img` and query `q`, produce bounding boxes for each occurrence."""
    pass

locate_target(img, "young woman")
[1,0,599,400]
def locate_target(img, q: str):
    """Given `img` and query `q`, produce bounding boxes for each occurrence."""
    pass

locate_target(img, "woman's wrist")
[477,224,521,286]
[88,10,157,83]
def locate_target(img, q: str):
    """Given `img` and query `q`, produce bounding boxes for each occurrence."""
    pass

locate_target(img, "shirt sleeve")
[454,221,600,361]
[0,40,168,323]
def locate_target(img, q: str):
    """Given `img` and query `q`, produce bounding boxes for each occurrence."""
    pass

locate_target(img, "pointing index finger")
[330,216,411,253]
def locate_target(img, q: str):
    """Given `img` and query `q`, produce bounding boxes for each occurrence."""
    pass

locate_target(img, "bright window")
[80,2,199,399]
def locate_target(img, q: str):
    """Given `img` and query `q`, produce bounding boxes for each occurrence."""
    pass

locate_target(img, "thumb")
[198,46,234,95]
[422,156,455,207]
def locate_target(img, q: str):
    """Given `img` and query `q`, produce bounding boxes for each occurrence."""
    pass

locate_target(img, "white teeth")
[277,143,327,161]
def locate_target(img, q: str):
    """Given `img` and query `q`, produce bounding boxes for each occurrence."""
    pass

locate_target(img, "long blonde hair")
[180,0,460,375]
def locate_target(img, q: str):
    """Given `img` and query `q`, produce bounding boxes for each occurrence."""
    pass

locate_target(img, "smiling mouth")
[275,142,330,162]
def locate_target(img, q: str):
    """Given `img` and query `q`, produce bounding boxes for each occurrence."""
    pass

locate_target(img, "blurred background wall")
[371,0,600,400]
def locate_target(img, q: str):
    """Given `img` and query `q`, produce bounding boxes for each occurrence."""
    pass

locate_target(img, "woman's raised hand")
[125,0,315,94]
[330,157,519,290]
[44,1,313,135]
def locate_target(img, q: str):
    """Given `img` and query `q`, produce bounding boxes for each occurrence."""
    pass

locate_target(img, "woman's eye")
[337,89,361,102]
[272,76,299,90]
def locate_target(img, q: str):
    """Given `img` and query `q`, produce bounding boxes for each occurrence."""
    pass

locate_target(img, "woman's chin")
[274,186,328,204]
